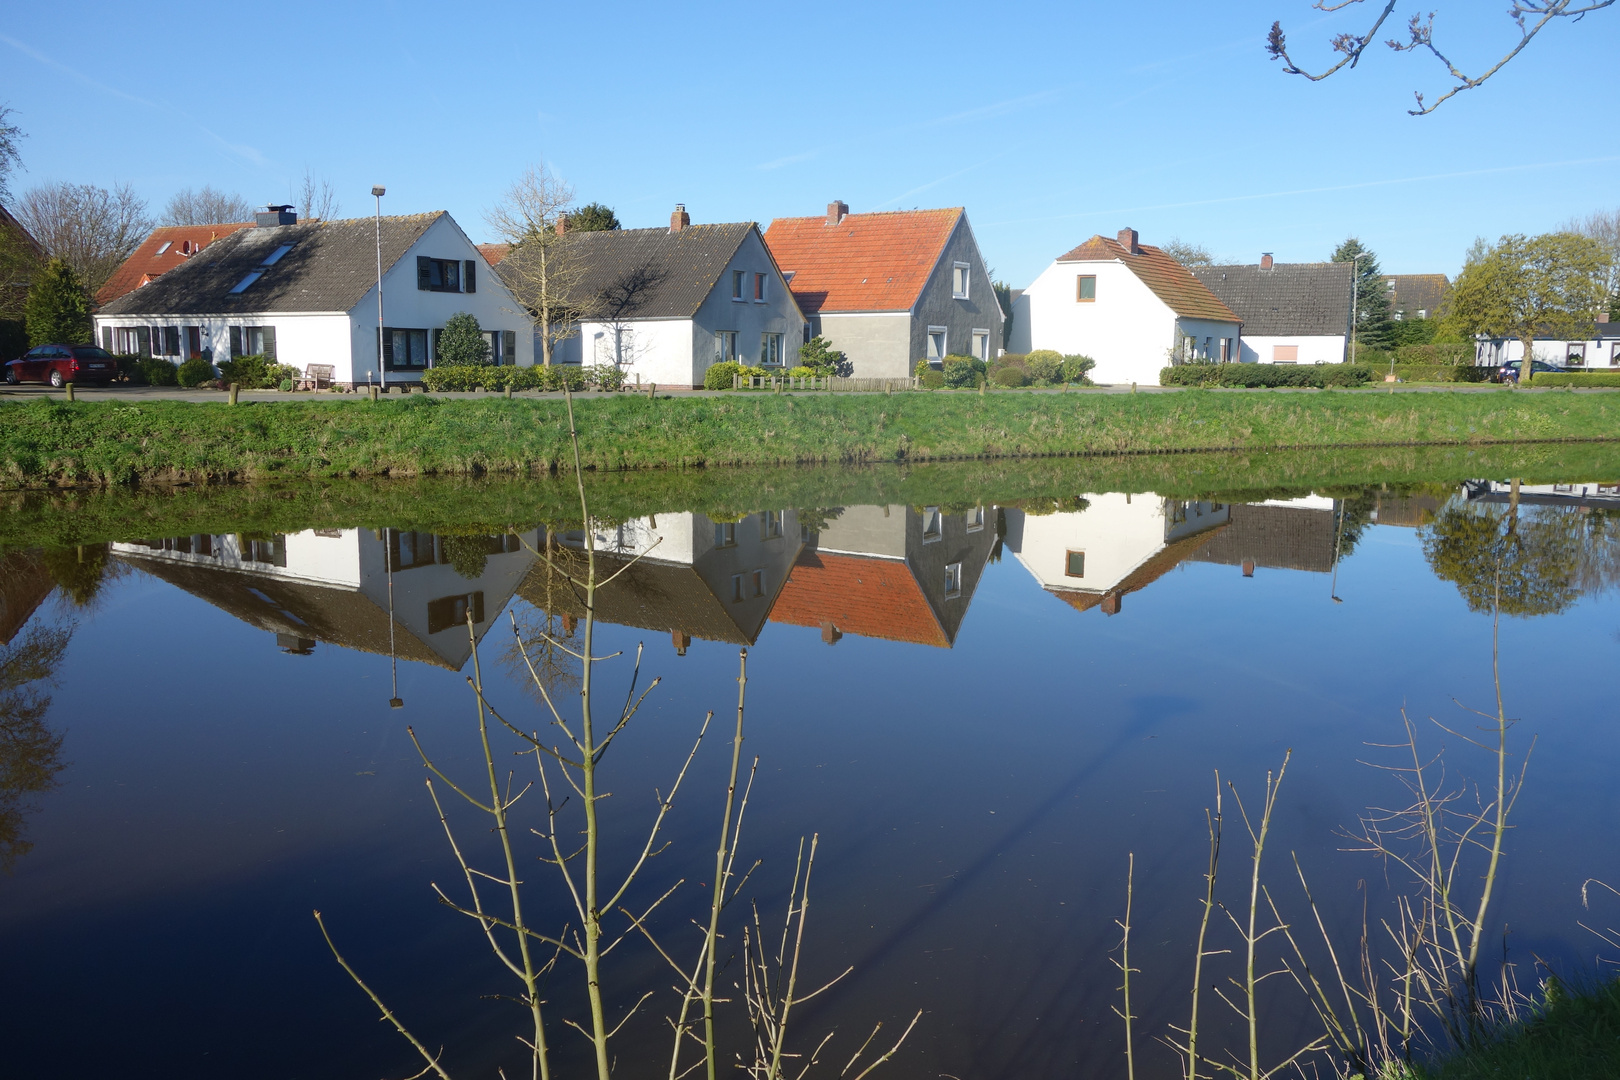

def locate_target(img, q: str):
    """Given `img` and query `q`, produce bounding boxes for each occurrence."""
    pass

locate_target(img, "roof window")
[262,243,294,266]
[229,271,264,294]
[155,241,172,255]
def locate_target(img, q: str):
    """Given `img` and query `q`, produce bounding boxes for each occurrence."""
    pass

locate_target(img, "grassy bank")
[2,390,1619,487]
[1399,977,1620,1080]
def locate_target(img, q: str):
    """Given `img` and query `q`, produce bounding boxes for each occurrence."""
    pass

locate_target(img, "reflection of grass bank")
[1398,977,1620,1079]
[3,443,1619,550]
[4,390,1620,487]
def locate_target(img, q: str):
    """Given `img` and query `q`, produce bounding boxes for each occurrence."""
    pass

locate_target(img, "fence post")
[649,382,656,399]
[64,381,74,402]
[229,382,240,405]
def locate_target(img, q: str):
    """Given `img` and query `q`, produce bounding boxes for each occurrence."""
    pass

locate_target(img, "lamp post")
[1349,250,1366,367]
[372,185,387,390]
[386,525,403,709]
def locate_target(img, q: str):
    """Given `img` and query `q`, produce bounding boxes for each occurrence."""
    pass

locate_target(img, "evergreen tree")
[437,311,491,366]
[1332,237,1395,352]
[24,258,91,345]
[564,202,620,232]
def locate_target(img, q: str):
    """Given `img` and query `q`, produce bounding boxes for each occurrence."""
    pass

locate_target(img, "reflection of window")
[244,536,287,566]
[1076,275,1096,302]
[751,569,765,597]
[714,522,736,548]
[953,263,970,299]
[730,574,745,603]
[922,506,942,542]
[965,506,985,532]
[390,530,439,570]
[427,591,485,634]
[1065,550,1085,578]
[760,511,783,539]
[944,562,962,597]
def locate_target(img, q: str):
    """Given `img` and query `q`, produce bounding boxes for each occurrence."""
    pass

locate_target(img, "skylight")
[229,271,264,294]
[155,241,172,255]
[262,243,294,266]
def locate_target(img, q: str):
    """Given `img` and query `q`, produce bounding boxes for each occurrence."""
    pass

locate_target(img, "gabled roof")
[763,208,963,314]
[1056,235,1238,323]
[1187,504,1334,573]
[96,212,448,317]
[519,550,761,645]
[1190,262,1352,337]
[769,550,949,648]
[1384,274,1450,317]
[95,223,255,306]
[1044,526,1226,615]
[477,243,510,266]
[494,223,758,320]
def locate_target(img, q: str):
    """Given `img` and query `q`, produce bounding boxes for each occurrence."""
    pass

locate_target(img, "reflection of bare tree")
[0,622,69,871]
[503,532,582,700]
[1422,498,1605,616]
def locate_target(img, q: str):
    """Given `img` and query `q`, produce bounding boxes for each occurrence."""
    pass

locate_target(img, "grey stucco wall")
[813,313,914,379]
[690,229,804,386]
[910,216,1003,367]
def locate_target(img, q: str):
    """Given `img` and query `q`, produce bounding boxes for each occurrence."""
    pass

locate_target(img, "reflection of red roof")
[769,550,948,648]
[96,223,254,306]
[1056,235,1237,323]
[763,208,961,314]
[477,243,510,265]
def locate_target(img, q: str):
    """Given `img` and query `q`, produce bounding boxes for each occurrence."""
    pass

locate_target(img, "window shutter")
[417,256,431,291]
[504,330,515,364]
[464,260,476,293]
[262,325,277,360]
[136,326,151,356]
[382,328,394,367]
[101,327,112,352]
[229,327,242,357]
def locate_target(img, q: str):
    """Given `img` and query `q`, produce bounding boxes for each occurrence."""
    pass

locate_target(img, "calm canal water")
[3,469,1619,1078]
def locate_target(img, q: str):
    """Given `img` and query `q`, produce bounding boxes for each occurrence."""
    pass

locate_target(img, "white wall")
[1004,494,1229,596]
[1239,334,1346,365]
[574,317,694,386]
[1476,336,1620,368]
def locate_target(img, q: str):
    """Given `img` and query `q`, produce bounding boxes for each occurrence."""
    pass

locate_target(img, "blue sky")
[4,1,1615,286]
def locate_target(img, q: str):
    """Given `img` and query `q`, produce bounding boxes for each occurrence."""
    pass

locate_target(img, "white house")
[1472,316,1620,370]
[1010,228,1241,385]
[497,206,805,388]
[1002,493,1229,616]
[1190,257,1352,365]
[94,206,532,387]
[763,203,1004,378]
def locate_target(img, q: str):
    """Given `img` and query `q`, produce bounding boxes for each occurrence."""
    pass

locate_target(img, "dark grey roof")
[1187,504,1336,574]
[96,212,447,316]
[1190,262,1352,336]
[495,223,754,320]
[1384,274,1450,317]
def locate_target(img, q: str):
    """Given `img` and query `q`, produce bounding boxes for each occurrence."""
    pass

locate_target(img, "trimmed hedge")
[1396,342,1474,365]
[1530,372,1620,387]
[1160,363,1374,388]
[421,364,588,392]
[1388,364,1493,384]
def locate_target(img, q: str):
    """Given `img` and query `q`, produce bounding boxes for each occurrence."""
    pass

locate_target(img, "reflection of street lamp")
[372,185,387,390]
[386,526,403,708]
[1329,498,1346,603]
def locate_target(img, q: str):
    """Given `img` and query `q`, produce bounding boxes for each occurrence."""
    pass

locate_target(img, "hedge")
[1387,364,1492,384]
[421,364,588,392]
[1529,372,1620,388]
[1160,363,1374,388]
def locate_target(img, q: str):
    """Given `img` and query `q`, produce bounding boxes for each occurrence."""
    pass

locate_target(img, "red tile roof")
[1057,235,1238,323]
[763,208,962,314]
[95,223,254,306]
[477,243,510,266]
[769,550,948,648]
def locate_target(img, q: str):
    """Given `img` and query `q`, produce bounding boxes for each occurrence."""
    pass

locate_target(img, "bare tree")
[15,181,153,297]
[1563,208,1620,312]
[1162,238,1214,266]
[1267,1,1614,114]
[295,169,341,222]
[0,103,24,204]
[486,164,579,367]
[161,185,255,226]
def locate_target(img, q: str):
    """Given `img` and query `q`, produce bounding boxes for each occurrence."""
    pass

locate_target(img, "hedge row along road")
[1,390,1617,488]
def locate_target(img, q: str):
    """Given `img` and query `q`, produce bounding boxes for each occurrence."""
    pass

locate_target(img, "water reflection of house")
[1188,497,1336,576]
[1369,491,1447,528]
[521,511,803,650]
[1004,495,1228,614]
[111,528,538,669]
[0,552,55,646]
[1464,480,1620,510]
[769,504,997,647]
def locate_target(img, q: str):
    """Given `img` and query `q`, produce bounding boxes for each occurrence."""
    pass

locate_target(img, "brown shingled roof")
[763,208,962,314]
[96,223,255,307]
[1057,234,1238,323]
[477,243,510,266]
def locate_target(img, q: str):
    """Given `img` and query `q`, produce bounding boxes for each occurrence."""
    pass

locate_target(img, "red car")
[4,344,120,387]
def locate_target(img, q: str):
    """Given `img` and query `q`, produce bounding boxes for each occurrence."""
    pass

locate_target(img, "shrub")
[584,363,625,391]
[218,354,279,389]
[1025,352,1062,383]
[278,378,294,391]
[942,355,983,388]
[176,357,216,387]
[1158,363,1374,388]
[25,258,92,346]
[1531,372,1620,387]
[1060,354,1096,384]
[787,365,815,379]
[1394,342,1474,366]
[438,312,492,366]
[704,361,743,390]
[798,336,849,376]
[1024,349,1062,373]
[424,364,546,392]
[991,366,1027,387]
[919,368,945,389]
[1389,364,1493,383]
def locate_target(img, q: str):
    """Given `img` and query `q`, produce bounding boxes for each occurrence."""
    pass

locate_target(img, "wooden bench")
[301,363,335,390]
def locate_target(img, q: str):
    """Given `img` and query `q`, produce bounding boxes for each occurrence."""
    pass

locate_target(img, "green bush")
[1531,372,1620,387]
[1024,349,1062,373]
[584,363,625,391]
[787,365,815,379]
[217,354,276,389]
[422,364,573,392]
[991,365,1028,387]
[278,378,294,392]
[437,312,491,366]
[176,357,216,388]
[918,368,945,389]
[1394,343,1474,366]
[798,336,849,376]
[943,355,984,388]
[1060,354,1096,384]
[704,361,744,390]
[1159,363,1375,388]
[1390,364,1493,384]
[1025,353,1062,382]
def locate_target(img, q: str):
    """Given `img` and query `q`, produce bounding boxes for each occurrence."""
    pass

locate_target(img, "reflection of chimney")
[276,632,316,654]
[1117,227,1138,254]
[827,200,848,226]
[1242,558,1255,578]
[670,203,689,232]
[1260,253,1274,270]
[563,613,578,635]
[1101,593,1122,616]
[672,629,691,656]
[820,621,842,645]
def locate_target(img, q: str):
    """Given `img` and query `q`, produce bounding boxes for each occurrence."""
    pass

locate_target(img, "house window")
[1272,345,1298,363]
[1219,338,1230,362]
[416,257,462,292]
[229,271,263,294]
[262,243,294,266]
[965,506,985,532]
[944,562,963,598]
[972,330,989,361]
[927,326,947,361]
[1065,550,1085,578]
[229,325,277,359]
[953,263,970,299]
[155,241,172,255]
[427,591,486,634]
[1611,343,1620,366]
[112,326,150,355]
[760,333,783,366]
[751,569,766,598]
[754,272,766,301]
[1076,275,1096,302]
[714,521,737,548]
[161,326,181,357]
[760,510,783,539]
[384,327,429,369]
[1566,343,1587,367]
[715,331,738,362]
[731,574,745,603]
[922,506,942,542]
[732,270,745,300]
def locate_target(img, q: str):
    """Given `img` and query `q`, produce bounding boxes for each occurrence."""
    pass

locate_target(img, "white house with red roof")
[764,202,1002,379]
[1011,228,1241,385]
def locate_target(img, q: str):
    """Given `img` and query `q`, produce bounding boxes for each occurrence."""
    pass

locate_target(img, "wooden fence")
[734,374,920,392]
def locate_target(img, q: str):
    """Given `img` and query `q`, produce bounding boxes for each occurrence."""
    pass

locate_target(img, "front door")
[185,326,203,359]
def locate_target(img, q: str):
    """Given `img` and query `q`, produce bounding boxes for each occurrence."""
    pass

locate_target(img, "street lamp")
[372,185,387,390]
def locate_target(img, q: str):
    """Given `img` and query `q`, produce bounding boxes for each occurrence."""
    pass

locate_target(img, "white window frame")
[965,506,985,533]
[952,262,970,299]
[921,506,943,543]
[760,332,783,367]
[971,329,990,362]
[944,562,963,598]
[714,331,738,362]
[926,326,947,361]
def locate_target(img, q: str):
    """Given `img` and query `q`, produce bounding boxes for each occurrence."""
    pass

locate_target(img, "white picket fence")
[733,374,920,392]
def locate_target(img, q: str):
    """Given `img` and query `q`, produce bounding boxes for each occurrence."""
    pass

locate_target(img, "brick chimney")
[554,213,567,236]
[670,203,689,233]
[1101,592,1122,616]
[1260,253,1274,270]
[827,200,848,226]
[1117,227,1139,254]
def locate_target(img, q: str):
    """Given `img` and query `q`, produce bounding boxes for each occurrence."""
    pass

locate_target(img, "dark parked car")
[4,344,120,387]
[1493,358,1567,384]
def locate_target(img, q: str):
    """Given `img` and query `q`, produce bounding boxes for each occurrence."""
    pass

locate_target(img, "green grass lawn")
[1,388,1618,487]
[1396,977,1620,1080]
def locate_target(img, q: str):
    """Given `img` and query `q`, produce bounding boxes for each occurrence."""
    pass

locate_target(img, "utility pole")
[373,185,387,389]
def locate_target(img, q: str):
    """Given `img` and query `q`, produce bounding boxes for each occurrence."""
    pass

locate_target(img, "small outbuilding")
[1190,257,1353,365]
